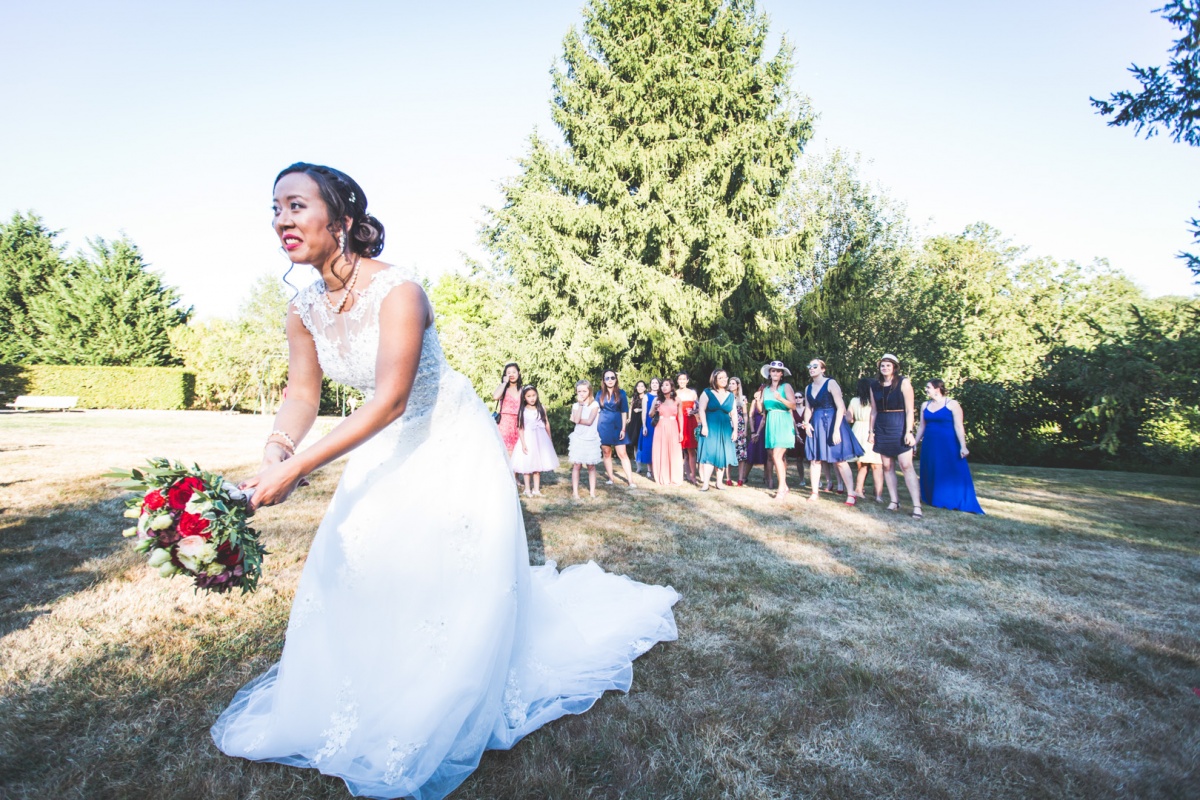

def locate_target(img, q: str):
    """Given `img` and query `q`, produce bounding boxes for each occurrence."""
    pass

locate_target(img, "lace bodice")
[293,267,446,416]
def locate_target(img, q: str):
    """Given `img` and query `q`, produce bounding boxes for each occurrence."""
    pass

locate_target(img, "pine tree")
[484,0,813,400]
[0,212,68,364]
[29,237,190,366]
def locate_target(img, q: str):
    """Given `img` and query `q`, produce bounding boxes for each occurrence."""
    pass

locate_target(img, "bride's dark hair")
[275,163,386,259]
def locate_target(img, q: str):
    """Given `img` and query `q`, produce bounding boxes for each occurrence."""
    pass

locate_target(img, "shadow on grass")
[0,493,133,639]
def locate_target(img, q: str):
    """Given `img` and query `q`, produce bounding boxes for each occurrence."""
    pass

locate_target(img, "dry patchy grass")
[1,411,1198,799]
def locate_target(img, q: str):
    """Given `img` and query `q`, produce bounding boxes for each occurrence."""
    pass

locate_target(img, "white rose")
[184,496,213,515]
[147,548,172,568]
[122,526,138,538]
[123,507,141,519]
[158,562,180,578]
[176,535,217,573]
[150,514,173,531]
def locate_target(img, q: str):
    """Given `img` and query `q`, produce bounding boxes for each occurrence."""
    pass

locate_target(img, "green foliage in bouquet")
[106,458,266,594]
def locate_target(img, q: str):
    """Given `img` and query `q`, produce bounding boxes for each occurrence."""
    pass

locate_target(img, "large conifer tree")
[29,237,190,366]
[485,0,813,397]
[0,212,68,364]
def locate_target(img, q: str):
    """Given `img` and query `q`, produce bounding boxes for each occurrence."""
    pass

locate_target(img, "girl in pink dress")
[651,378,685,486]
[492,362,522,456]
[511,386,559,496]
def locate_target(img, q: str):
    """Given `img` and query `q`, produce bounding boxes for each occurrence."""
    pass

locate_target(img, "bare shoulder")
[947,398,963,411]
[377,269,432,328]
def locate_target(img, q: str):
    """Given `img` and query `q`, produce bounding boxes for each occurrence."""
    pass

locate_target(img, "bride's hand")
[242,458,304,510]
[259,443,310,488]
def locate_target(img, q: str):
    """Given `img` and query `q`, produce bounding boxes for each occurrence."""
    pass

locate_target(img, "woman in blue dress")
[915,379,984,514]
[597,370,635,487]
[636,377,659,479]
[800,359,864,506]
[695,369,739,491]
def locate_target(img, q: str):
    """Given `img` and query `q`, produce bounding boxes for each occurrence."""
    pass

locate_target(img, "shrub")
[0,364,194,409]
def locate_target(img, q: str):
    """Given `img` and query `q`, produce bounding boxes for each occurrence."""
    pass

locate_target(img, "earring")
[338,231,346,251]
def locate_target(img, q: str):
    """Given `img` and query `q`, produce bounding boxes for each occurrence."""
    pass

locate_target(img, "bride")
[212,163,681,799]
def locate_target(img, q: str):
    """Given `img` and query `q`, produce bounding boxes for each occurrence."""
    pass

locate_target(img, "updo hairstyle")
[274,162,385,259]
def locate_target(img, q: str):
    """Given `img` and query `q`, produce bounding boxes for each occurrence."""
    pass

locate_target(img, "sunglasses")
[604,376,616,380]
[807,363,821,369]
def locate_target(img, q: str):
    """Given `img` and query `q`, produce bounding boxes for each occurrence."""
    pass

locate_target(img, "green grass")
[1,410,1198,799]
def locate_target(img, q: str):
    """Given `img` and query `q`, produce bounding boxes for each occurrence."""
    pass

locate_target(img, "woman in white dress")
[214,163,680,800]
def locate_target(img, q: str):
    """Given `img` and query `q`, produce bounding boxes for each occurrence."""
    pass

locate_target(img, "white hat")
[760,360,792,379]
[879,353,900,365]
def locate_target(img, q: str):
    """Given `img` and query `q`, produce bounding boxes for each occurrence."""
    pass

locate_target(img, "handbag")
[492,392,503,424]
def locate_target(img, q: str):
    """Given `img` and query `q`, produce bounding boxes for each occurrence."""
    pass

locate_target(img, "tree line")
[2,0,1197,473]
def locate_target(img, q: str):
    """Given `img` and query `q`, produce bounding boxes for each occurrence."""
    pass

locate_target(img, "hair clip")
[349,191,357,204]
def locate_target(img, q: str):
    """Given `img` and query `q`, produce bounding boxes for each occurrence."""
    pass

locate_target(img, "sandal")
[844,495,856,507]
[887,501,900,511]
[912,506,924,520]
[806,492,820,503]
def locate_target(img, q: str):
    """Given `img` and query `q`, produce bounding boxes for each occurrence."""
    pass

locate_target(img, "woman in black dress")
[628,380,647,473]
[867,354,923,518]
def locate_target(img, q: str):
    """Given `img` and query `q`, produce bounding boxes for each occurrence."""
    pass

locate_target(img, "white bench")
[6,395,80,411]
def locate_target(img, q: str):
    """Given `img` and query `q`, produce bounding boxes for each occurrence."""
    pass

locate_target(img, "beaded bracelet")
[266,430,297,453]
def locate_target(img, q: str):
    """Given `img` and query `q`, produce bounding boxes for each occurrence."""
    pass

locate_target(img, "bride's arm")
[245,282,432,508]
[259,307,323,471]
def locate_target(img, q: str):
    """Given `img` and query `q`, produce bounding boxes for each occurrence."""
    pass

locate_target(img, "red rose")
[216,541,243,566]
[142,490,166,511]
[178,512,211,538]
[167,477,205,510]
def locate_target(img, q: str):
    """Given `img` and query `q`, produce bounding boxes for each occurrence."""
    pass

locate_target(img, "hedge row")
[0,364,195,410]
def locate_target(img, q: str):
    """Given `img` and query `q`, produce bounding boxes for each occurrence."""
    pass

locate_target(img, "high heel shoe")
[844,495,856,507]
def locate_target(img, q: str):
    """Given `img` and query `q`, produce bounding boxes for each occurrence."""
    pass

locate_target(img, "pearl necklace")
[324,260,361,314]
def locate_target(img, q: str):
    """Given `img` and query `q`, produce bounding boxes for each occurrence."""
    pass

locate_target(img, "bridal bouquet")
[107,458,266,594]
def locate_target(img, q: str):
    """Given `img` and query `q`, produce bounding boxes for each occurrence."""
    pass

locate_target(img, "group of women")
[492,354,984,515]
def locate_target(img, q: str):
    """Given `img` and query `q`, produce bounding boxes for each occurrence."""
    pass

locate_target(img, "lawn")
[1,410,1197,799]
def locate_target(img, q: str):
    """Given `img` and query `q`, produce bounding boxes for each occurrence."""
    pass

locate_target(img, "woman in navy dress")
[915,379,984,514]
[801,359,864,506]
[597,370,635,487]
[868,354,923,518]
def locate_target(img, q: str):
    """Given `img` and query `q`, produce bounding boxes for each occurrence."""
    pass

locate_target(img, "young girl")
[511,385,559,497]
[568,380,602,499]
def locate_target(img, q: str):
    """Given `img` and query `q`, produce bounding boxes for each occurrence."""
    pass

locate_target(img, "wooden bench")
[6,395,80,411]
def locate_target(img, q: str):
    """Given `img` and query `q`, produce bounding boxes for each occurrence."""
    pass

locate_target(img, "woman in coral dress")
[651,378,685,487]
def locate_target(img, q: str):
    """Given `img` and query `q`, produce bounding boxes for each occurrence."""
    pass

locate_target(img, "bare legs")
[572,463,597,499]
[881,450,920,512]
[602,444,635,487]
[855,462,883,500]
[770,447,789,501]
[697,462,727,491]
[684,447,697,484]
[519,472,544,497]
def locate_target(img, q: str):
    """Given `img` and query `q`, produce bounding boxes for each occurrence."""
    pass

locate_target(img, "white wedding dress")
[211,267,680,799]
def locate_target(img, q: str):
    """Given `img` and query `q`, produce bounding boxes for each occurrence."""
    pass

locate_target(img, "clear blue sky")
[2,0,1196,318]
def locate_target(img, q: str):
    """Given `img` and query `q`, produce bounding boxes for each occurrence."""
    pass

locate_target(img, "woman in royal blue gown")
[915,379,984,514]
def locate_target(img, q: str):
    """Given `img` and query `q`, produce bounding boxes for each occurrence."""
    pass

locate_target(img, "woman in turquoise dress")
[915,379,984,514]
[696,369,738,490]
[759,360,797,502]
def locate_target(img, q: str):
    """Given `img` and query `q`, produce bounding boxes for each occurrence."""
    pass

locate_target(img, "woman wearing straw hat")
[868,354,923,518]
[759,360,797,502]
